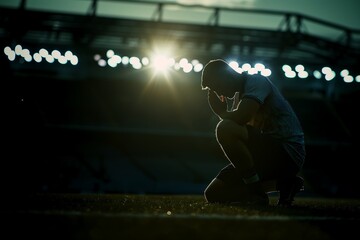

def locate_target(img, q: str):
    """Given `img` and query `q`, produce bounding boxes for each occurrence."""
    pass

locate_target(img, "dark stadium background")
[2,0,360,199]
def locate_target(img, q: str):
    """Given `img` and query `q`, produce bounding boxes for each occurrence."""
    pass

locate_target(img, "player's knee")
[204,185,219,203]
[216,119,247,145]
[204,178,226,203]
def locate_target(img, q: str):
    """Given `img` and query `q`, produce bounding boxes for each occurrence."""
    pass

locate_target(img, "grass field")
[2,193,359,240]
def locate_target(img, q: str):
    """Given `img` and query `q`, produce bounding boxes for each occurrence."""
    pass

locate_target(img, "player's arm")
[229,92,240,111]
[220,97,260,125]
[207,90,227,119]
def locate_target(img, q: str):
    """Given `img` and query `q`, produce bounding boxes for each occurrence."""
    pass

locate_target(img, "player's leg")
[245,126,304,206]
[215,120,268,204]
[215,120,254,178]
[276,176,305,206]
[204,163,270,205]
[204,164,247,203]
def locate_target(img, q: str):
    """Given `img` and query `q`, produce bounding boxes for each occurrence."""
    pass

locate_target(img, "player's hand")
[208,90,227,116]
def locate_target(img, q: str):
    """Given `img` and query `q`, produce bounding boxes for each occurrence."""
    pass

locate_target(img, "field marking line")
[15,210,359,221]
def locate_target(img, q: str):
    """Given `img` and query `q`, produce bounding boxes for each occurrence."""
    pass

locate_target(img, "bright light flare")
[148,43,177,78]
[151,54,173,74]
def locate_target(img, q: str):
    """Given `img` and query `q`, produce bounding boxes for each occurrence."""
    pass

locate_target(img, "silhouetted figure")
[201,59,305,206]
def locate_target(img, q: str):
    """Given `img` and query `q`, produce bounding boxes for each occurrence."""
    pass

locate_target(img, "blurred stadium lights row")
[3,44,360,83]
[282,64,360,83]
[94,49,272,76]
[3,44,79,65]
[94,49,205,74]
[95,49,360,83]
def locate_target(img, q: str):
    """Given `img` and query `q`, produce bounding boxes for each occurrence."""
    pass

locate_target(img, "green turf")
[2,193,359,240]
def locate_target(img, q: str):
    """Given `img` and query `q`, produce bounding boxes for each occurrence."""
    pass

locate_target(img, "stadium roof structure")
[1,0,360,99]
[2,1,360,190]
[2,0,360,65]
